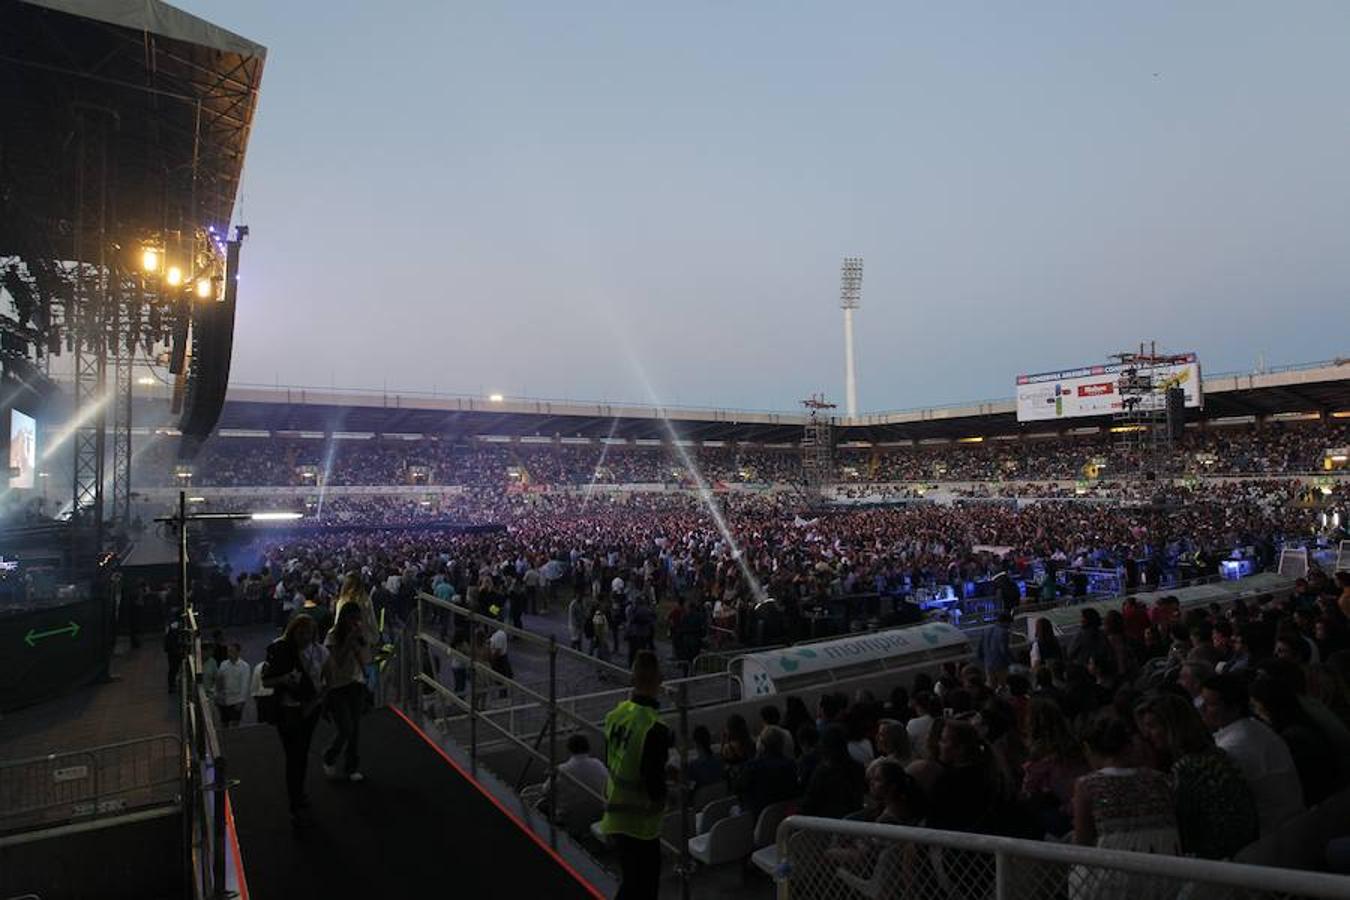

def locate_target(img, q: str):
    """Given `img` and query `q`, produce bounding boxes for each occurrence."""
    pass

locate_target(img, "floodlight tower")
[839,257,864,418]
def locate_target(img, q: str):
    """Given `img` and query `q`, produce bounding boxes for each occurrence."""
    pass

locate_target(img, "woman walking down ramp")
[324,602,374,783]
[262,615,329,825]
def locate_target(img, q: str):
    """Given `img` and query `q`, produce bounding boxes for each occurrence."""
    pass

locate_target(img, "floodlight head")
[840,257,864,310]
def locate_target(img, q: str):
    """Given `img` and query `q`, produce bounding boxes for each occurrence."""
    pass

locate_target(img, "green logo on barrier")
[776,647,818,673]
[24,621,81,648]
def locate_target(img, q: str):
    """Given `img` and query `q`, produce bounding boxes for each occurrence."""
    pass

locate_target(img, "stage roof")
[0,0,266,256]
[118,360,1350,444]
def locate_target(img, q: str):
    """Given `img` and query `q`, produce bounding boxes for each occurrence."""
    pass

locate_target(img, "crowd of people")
[133,420,1350,489]
[179,477,1348,697]
[172,458,1350,897]
[668,572,1350,890]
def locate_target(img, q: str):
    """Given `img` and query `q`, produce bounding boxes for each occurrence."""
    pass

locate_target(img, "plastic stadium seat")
[695,795,738,835]
[750,843,779,877]
[687,812,754,866]
[752,799,796,849]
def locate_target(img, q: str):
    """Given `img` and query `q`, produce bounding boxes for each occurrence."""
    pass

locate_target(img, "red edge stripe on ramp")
[388,703,607,900]
[225,792,250,900]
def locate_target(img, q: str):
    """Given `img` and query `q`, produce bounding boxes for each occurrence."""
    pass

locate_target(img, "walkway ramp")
[227,708,603,900]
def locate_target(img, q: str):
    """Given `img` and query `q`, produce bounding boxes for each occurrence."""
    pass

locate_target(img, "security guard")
[599,649,671,900]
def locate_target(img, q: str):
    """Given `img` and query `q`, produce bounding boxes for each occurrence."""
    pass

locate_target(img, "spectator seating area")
[540,578,1350,881]
[133,420,1350,489]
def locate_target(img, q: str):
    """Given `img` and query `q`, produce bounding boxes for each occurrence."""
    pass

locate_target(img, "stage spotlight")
[195,277,214,299]
[489,393,504,403]
[141,248,160,273]
[166,266,184,287]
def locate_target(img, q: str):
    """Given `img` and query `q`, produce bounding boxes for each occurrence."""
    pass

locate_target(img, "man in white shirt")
[1201,674,1305,835]
[215,643,252,727]
[906,692,940,756]
[537,733,609,833]
[488,626,512,698]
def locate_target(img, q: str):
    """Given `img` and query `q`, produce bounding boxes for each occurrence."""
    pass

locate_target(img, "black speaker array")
[1165,386,1186,440]
[177,241,239,445]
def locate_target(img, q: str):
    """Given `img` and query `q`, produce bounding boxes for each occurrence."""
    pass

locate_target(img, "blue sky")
[181,1,1350,412]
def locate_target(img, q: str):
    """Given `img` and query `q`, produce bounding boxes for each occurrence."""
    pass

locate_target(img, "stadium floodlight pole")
[840,257,864,418]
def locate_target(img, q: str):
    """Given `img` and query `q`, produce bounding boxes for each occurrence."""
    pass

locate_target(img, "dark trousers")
[323,683,365,773]
[614,834,661,900]
[277,706,320,813]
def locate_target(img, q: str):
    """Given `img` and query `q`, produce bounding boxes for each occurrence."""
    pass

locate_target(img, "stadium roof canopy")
[122,359,1350,444]
[848,359,1350,443]
[0,0,266,256]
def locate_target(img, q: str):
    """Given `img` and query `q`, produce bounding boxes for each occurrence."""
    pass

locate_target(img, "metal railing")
[0,733,181,836]
[405,591,703,898]
[774,815,1350,900]
[180,608,232,900]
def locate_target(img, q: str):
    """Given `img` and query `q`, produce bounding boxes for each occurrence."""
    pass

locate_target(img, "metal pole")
[547,636,558,850]
[994,850,1008,900]
[180,640,193,900]
[677,681,692,900]
[413,595,423,719]
[178,490,189,616]
[212,754,227,899]
[468,618,479,776]
[843,306,857,417]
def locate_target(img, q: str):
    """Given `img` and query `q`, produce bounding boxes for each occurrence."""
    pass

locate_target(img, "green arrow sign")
[24,621,81,647]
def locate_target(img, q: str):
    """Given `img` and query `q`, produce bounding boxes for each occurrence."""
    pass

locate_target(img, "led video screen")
[9,410,36,489]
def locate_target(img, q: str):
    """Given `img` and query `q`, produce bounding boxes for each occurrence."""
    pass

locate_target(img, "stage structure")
[801,393,837,499]
[1111,342,1197,478]
[0,0,265,556]
[839,257,863,418]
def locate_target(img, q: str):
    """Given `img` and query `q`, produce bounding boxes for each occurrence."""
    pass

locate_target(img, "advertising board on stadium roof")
[1015,354,1202,423]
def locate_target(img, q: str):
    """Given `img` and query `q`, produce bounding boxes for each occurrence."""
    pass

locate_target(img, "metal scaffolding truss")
[801,394,837,499]
[1111,341,1188,478]
[0,0,264,552]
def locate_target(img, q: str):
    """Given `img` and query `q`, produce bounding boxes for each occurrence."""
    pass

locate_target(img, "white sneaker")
[348,771,365,783]
[322,762,340,780]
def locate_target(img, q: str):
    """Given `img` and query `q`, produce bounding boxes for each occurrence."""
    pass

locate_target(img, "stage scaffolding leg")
[71,114,110,554]
[110,277,134,532]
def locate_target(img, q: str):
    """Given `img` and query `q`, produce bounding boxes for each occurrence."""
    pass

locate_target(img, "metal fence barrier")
[180,607,231,900]
[407,592,702,898]
[775,815,1350,900]
[0,733,181,836]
